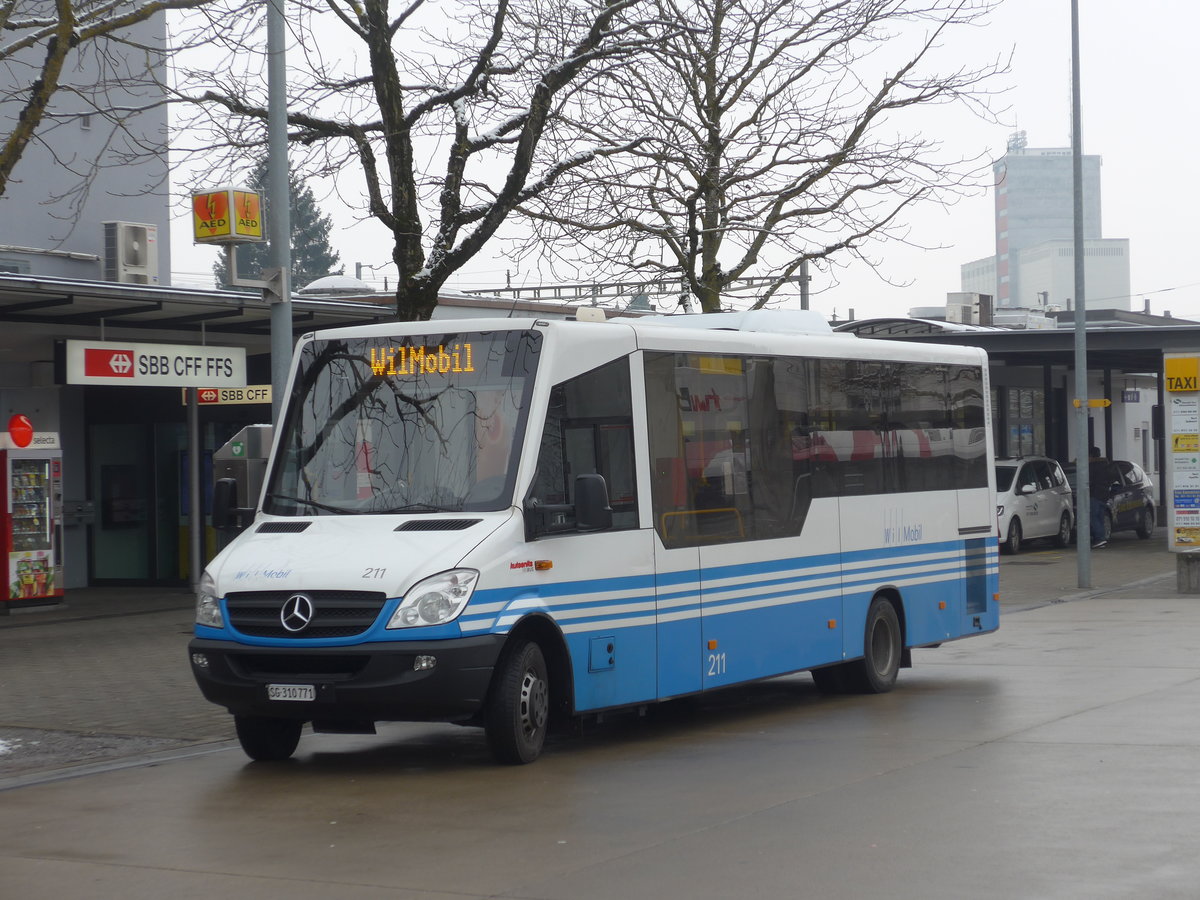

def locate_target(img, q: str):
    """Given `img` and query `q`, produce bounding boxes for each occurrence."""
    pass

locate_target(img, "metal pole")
[267,0,292,424]
[1071,0,1091,587]
[187,388,202,592]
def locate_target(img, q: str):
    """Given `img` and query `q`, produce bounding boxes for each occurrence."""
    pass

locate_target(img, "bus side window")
[527,357,638,536]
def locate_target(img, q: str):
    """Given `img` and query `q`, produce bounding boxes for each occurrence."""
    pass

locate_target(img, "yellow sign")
[1173,433,1199,452]
[1175,526,1200,545]
[1166,357,1200,393]
[1072,398,1111,408]
[191,187,265,244]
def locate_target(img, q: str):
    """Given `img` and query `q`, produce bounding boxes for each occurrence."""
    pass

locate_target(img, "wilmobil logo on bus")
[883,511,924,545]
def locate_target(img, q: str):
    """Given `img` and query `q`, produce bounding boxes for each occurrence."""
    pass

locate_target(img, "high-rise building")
[962,131,1129,311]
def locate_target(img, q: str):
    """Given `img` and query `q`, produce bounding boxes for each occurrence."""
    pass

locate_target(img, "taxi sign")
[1166,357,1200,393]
[191,186,265,244]
[65,340,247,388]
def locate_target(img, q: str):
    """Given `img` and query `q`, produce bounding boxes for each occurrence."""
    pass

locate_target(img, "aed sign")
[191,187,265,244]
[1166,357,1199,393]
[65,340,247,388]
[181,385,272,406]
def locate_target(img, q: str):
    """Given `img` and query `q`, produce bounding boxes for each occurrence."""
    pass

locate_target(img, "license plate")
[268,683,315,702]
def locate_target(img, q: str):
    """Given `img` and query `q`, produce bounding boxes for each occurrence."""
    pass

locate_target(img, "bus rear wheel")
[234,715,302,761]
[854,597,901,693]
[485,640,549,764]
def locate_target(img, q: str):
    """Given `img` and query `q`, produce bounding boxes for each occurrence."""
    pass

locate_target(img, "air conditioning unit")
[102,221,159,285]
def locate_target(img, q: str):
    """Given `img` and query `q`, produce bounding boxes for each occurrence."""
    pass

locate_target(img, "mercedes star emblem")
[280,594,315,632]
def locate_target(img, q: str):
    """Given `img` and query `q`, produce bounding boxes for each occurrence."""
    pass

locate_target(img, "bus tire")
[485,640,549,764]
[234,715,302,762]
[854,597,902,694]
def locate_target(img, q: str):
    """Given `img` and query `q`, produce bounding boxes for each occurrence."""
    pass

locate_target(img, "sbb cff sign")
[191,186,265,244]
[183,385,272,406]
[65,340,247,388]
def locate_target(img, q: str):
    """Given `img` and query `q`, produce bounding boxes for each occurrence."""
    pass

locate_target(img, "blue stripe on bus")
[214,540,999,678]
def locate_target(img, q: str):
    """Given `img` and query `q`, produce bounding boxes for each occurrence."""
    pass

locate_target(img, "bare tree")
[170,0,671,320]
[511,0,1007,313]
[0,0,217,203]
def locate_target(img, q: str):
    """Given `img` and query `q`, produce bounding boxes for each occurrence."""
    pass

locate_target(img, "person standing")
[1088,447,1114,548]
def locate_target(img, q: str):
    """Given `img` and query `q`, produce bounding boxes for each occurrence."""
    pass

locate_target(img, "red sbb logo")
[84,348,135,378]
[198,389,219,403]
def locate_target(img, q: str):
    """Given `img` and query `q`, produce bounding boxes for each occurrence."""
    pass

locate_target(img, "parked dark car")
[1064,459,1156,542]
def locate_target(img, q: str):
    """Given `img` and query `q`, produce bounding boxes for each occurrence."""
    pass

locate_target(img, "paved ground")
[0,530,1181,784]
[3,534,1200,898]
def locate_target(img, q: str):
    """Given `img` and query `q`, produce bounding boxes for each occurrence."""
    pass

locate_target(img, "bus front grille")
[226,590,389,639]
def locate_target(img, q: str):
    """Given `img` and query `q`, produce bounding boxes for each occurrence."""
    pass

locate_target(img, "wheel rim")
[1009,520,1021,551]
[869,616,896,677]
[519,668,548,739]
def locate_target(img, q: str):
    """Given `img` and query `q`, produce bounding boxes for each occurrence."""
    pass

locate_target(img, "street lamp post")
[1071,0,1092,588]
[267,0,292,424]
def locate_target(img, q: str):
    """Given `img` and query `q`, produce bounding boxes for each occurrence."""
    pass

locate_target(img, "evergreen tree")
[213,162,343,291]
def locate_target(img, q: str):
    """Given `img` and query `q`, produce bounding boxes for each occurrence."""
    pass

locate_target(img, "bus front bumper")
[187,634,506,724]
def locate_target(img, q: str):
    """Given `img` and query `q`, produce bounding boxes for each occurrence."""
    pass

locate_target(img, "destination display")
[369,342,476,378]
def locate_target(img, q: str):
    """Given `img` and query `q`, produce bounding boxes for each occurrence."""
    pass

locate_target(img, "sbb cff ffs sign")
[191,186,265,244]
[65,340,247,388]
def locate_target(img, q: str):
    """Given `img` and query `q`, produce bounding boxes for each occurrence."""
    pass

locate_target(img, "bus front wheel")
[234,715,302,762]
[485,640,550,764]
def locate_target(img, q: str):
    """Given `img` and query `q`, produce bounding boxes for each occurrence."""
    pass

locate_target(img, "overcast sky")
[169,0,1200,322]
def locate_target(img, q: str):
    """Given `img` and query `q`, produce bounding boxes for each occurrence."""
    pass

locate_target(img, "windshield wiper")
[263,492,353,515]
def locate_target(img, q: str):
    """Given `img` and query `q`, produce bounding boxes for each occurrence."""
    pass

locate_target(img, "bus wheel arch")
[484,615,572,764]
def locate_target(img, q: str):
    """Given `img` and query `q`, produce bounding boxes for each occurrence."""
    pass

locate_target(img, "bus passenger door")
[651,457,704,698]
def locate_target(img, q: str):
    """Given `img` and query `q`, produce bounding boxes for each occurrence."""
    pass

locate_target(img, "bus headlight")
[195,570,224,628]
[388,570,479,629]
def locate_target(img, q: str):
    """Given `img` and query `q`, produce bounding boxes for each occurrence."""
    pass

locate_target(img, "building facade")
[0,14,172,284]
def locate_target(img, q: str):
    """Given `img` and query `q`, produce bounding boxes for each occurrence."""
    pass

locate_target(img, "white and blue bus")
[189,309,999,764]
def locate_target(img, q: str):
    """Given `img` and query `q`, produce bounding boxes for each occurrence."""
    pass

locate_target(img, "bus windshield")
[263,329,542,515]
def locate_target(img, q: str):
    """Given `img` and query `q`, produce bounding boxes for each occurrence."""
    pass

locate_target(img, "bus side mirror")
[212,478,240,531]
[574,474,613,532]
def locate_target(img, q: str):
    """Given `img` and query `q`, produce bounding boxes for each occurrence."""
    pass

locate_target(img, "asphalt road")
[1,535,1195,898]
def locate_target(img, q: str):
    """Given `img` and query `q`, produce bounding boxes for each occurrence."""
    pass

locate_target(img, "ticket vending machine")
[212,424,273,549]
[2,419,64,605]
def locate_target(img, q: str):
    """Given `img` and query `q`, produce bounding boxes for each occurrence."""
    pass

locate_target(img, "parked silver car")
[995,456,1075,554]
